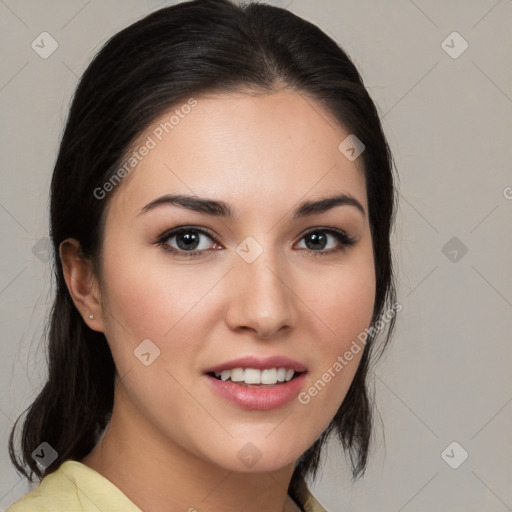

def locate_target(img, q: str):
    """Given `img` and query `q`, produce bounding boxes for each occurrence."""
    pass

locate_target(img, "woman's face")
[95,89,375,472]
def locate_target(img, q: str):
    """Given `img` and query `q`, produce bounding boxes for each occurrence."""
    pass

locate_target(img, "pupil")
[177,232,199,250]
[306,232,326,250]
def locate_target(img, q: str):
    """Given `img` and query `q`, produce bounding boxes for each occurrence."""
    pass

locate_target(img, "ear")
[59,238,105,332]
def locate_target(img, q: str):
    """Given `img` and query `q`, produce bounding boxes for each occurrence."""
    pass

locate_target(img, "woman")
[7,0,398,510]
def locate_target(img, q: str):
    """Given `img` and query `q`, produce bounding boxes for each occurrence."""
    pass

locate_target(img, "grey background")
[1,0,511,510]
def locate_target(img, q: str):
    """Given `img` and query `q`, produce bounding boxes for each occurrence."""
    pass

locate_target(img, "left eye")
[296,230,344,251]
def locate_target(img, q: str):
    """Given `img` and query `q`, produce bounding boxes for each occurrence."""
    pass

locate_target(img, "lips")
[203,355,308,410]
[204,372,307,410]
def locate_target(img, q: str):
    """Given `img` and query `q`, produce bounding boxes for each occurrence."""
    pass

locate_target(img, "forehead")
[107,89,367,221]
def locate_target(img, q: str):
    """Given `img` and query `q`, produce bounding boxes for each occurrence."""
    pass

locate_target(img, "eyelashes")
[155,225,357,259]
[294,228,356,257]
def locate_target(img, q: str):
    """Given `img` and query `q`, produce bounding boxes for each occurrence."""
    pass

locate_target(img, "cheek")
[329,267,375,343]
[295,246,375,417]
[98,243,227,374]
[101,245,202,336]
[305,246,376,351]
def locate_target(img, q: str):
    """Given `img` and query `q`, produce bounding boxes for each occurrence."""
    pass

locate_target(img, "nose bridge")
[225,236,297,338]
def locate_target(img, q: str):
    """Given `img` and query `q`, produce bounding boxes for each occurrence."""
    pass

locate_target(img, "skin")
[60,89,376,512]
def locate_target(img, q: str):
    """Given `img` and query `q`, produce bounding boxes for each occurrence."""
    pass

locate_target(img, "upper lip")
[204,355,307,374]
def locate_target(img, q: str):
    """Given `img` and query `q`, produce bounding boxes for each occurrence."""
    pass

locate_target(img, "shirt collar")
[47,460,327,512]
[288,473,328,512]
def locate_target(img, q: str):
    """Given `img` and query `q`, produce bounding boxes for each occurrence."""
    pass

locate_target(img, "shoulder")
[5,462,78,512]
[5,487,45,512]
[5,460,142,512]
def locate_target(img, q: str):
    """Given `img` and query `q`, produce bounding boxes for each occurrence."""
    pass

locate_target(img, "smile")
[210,367,300,385]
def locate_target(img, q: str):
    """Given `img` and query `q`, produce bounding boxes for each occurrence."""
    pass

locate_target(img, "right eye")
[156,226,222,258]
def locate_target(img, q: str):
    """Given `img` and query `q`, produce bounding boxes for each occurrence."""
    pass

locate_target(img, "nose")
[224,247,298,340]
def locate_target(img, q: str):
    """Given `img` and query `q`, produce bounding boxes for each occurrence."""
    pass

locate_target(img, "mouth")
[204,366,308,411]
[203,355,308,410]
[206,367,305,387]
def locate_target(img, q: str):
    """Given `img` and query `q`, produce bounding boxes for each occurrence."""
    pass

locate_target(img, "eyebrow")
[139,192,366,219]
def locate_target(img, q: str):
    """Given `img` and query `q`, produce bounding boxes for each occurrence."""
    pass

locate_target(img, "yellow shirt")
[6,460,327,512]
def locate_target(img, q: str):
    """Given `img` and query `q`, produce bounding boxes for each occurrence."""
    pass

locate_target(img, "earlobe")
[59,238,104,332]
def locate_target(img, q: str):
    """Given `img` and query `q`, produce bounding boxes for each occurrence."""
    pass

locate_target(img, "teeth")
[285,369,294,381]
[212,367,298,385]
[261,368,277,385]
[230,368,244,382]
[244,368,261,384]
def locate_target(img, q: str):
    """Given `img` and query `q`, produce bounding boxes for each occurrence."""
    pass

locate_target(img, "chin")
[203,439,304,474]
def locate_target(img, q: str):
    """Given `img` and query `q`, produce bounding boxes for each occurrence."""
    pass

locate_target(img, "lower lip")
[204,373,307,411]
